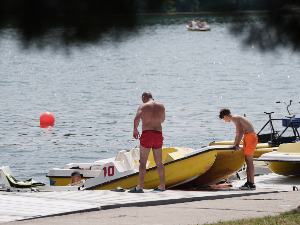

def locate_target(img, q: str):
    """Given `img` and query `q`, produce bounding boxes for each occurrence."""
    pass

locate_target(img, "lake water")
[1,13,300,185]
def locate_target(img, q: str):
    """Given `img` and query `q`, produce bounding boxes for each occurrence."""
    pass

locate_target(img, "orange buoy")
[40,112,55,124]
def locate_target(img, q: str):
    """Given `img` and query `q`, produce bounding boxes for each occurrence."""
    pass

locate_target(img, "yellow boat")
[258,142,300,176]
[47,147,217,190]
[175,146,245,188]
[84,147,217,190]
[209,141,274,158]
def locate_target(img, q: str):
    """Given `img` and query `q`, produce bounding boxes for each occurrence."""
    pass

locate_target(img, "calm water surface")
[1,14,300,185]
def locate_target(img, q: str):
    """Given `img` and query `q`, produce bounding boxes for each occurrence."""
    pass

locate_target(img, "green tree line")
[135,0,289,13]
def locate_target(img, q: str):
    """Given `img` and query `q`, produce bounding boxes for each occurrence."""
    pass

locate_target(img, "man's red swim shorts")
[140,130,164,149]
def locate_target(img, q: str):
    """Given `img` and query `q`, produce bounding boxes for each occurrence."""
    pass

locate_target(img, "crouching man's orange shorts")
[140,130,163,149]
[243,133,258,155]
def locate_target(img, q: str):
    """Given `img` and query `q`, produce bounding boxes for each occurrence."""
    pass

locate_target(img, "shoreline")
[2,10,269,19]
[136,10,269,16]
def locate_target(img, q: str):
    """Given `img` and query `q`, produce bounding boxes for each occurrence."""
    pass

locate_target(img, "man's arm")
[234,126,244,146]
[133,105,143,139]
[232,118,244,147]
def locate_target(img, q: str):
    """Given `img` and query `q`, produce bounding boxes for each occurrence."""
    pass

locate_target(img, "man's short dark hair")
[219,108,231,119]
[142,91,153,99]
[71,171,81,177]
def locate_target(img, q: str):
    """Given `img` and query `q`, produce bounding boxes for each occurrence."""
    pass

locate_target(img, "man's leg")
[152,148,165,190]
[137,145,151,190]
[245,155,254,184]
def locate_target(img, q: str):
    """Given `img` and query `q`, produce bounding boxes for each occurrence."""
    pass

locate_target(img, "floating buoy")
[40,123,54,129]
[40,112,55,124]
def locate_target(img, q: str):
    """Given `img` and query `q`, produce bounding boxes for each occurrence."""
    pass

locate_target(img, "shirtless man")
[219,108,258,190]
[130,91,165,193]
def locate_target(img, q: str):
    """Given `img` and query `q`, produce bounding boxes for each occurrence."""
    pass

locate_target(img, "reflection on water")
[1,14,300,185]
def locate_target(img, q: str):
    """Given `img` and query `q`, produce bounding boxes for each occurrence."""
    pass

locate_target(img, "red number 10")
[103,166,114,177]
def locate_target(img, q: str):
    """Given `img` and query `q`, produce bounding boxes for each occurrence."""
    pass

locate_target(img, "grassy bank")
[208,205,300,225]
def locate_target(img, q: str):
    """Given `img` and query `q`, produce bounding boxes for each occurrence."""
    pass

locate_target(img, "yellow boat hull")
[49,177,88,186]
[48,147,217,190]
[265,161,300,176]
[89,150,216,190]
[209,141,273,158]
[192,149,245,187]
[176,148,245,188]
[259,142,300,176]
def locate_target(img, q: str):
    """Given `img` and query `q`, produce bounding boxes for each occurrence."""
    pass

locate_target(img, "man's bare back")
[219,110,255,147]
[133,93,165,139]
[139,100,165,132]
[231,115,255,134]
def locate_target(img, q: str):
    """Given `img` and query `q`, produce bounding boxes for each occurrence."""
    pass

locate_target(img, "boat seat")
[130,147,141,170]
[130,147,140,163]
[115,150,136,170]
[0,166,45,188]
[147,147,179,168]
[164,151,185,163]
[6,175,45,188]
[0,166,14,188]
[114,147,141,170]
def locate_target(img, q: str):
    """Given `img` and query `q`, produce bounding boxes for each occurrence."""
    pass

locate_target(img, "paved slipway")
[1,174,300,225]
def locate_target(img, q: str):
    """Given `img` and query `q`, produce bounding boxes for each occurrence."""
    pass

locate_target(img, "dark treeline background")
[136,0,292,13]
[0,0,300,51]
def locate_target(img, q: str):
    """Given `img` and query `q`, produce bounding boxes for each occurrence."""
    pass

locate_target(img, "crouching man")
[219,108,258,190]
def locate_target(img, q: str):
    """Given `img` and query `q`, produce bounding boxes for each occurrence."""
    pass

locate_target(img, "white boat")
[258,142,300,176]
[186,25,211,31]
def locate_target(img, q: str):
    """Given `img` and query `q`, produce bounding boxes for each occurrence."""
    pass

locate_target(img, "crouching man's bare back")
[131,91,165,193]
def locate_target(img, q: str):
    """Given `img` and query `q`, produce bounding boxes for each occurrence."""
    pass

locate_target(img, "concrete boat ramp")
[0,173,299,224]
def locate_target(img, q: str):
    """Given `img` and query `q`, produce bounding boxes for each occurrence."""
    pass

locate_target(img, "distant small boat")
[186,25,211,31]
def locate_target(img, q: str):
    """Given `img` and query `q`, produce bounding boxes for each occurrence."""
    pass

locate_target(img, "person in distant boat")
[191,19,197,28]
[196,19,202,28]
[67,171,85,186]
[189,19,195,27]
[200,19,206,28]
[219,109,258,190]
[131,91,166,193]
